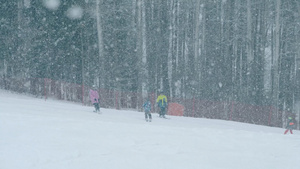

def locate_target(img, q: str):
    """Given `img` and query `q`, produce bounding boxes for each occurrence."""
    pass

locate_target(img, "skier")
[156,92,168,118]
[143,98,152,122]
[284,116,295,134]
[89,85,100,113]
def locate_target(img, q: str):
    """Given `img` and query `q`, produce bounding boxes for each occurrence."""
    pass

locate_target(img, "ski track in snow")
[0,89,299,169]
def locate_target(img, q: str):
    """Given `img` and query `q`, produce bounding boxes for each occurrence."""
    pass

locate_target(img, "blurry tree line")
[1,0,300,113]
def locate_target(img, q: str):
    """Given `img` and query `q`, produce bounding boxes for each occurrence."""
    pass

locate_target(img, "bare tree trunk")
[141,0,148,98]
[168,0,174,98]
[17,0,23,31]
[194,0,200,63]
[96,0,104,88]
[182,4,190,98]
[137,0,148,102]
[17,0,24,78]
[232,0,239,96]
[246,0,253,97]
[295,0,300,129]
[201,1,206,96]
[246,0,253,64]
[175,0,180,97]
[273,0,281,120]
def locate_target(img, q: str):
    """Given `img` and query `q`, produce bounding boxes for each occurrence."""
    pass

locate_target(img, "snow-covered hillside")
[0,89,299,169]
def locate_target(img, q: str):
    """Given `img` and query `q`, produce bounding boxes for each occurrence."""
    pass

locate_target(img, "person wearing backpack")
[156,92,168,118]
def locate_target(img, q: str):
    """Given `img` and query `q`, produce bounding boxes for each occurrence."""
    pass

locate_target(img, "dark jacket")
[286,118,295,129]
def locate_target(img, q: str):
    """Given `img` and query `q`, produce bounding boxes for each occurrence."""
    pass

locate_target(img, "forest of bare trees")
[1,0,300,122]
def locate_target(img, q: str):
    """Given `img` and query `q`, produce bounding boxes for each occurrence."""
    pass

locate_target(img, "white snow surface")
[0,89,299,169]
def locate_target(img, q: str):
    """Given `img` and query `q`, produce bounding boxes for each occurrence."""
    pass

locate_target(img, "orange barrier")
[167,103,184,116]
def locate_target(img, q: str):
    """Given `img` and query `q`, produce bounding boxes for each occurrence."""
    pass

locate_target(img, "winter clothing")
[93,102,100,112]
[156,94,167,107]
[143,100,152,122]
[89,89,99,104]
[284,117,294,134]
[156,94,167,117]
[89,88,100,112]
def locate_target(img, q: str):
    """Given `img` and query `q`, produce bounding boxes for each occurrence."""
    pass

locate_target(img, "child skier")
[89,85,100,113]
[284,116,294,134]
[143,98,152,122]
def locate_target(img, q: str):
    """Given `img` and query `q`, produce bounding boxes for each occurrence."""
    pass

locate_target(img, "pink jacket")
[89,89,99,104]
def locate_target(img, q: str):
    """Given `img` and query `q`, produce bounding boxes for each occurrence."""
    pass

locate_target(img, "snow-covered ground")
[0,89,299,169]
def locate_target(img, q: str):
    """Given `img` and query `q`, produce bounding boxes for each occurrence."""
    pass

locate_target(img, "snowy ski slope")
[0,89,299,169]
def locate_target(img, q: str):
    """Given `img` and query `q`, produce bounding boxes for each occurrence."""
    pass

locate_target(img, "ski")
[93,110,101,114]
[158,115,170,119]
